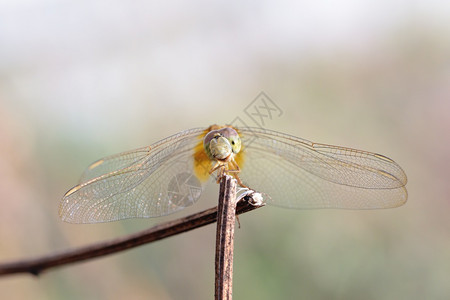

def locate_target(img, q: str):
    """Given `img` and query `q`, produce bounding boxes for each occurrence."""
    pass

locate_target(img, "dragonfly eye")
[229,137,241,154]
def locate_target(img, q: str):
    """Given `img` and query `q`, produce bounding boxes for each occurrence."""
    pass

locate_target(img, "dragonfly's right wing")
[78,146,152,184]
[60,128,208,223]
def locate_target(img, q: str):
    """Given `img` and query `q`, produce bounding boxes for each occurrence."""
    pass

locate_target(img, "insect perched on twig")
[59,125,407,224]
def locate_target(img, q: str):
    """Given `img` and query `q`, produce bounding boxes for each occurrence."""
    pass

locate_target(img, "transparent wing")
[59,128,207,223]
[78,146,154,184]
[237,127,407,209]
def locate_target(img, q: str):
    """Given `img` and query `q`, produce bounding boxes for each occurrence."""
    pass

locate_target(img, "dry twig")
[0,196,262,277]
[215,175,237,300]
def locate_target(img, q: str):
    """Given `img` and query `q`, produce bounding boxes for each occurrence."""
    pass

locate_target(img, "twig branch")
[215,175,237,300]
[0,197,262,277]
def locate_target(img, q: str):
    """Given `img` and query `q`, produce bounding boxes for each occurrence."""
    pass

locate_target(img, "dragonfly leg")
[233,173,248,189]
[210,158,248,186]
[223,157,240,175]
[216,166,223,183]
[209,161,222,174]
[212,163,226,183]
[225,158,249,188]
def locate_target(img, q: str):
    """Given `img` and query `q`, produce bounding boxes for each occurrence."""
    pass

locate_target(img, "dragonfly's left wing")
[236,127,407,209]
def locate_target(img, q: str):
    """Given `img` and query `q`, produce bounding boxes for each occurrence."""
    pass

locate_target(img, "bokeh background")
[0,1,449,299]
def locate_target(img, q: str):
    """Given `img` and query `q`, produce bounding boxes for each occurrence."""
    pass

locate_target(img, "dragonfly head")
[203,127,241,160]
[221,127,241,154]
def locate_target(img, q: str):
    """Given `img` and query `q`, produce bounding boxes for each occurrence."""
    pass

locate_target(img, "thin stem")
[215,175,237,300]
[0,198,262,277]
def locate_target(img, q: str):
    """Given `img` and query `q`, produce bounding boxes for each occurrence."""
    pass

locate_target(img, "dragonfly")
[59,125,408,223]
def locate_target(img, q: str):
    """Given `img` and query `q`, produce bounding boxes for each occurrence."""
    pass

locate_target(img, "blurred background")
[0,1,449,299]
